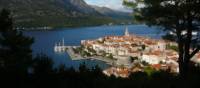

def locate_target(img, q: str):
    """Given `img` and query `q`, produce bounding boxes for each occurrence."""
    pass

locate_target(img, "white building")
[92,44,105,52]
[157,41,167,51]
[117,47,129,56]
[141,54,163,64]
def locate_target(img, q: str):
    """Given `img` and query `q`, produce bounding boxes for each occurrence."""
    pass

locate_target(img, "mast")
[125,26,129,36]
[62,38,65,46]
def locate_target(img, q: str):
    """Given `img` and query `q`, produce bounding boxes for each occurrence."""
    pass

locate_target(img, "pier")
[66,46,116,65]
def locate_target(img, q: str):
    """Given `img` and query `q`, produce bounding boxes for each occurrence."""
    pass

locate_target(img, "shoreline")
[18,24,135,31]
[66,46,115,66]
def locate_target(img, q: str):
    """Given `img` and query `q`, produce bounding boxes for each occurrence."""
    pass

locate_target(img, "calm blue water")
[24,25,165,69]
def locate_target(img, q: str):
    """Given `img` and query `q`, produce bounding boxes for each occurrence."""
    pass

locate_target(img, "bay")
[23,25,165,69]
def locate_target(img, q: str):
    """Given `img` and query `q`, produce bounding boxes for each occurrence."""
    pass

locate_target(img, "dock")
[53,39,116,66]
[66,46,115,65]
[66,46,88,60]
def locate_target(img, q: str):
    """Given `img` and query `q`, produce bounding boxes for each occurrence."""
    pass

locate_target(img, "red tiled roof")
[151,64,161,69]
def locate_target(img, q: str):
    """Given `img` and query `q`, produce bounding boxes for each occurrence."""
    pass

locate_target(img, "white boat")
[54,38,66,53]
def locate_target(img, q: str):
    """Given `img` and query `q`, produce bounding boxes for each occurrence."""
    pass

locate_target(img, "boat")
[54,38,66,53]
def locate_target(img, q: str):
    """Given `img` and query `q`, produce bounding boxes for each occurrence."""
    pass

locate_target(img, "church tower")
[125,26,129,36]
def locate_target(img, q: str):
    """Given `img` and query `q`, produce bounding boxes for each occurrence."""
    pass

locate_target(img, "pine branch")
[189,46,200,59]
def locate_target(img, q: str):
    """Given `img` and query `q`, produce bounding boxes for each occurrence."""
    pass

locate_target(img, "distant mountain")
[91,5,132,19]
[0,0,131,28]
[68,0,99,14]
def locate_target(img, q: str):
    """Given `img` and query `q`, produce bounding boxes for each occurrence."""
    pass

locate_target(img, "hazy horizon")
[84,0,132,12]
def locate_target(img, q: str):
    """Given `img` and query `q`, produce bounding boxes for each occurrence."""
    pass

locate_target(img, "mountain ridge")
[91,5,132,19]
[0,0,132,28]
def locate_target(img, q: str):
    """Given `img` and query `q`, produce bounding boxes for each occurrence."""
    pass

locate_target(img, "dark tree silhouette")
[32,54,54,75]
[123,0,200,78]
[1,7,200,88]
[0,9,34,74]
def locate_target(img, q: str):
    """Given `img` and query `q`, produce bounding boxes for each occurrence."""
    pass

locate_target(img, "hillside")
[91,5,132,19]
[0,0,131,28]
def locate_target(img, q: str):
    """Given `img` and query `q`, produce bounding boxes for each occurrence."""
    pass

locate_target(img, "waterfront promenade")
[66,46,115,65]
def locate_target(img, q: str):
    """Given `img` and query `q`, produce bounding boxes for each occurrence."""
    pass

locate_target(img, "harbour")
[24,25,165,69]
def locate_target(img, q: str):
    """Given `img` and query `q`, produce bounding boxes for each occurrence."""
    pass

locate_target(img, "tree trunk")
[177,29,188,78]
[183,18,193,77]
[178,41,185,78]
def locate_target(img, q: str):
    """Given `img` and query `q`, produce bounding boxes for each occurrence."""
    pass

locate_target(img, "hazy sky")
[84,0,131,12]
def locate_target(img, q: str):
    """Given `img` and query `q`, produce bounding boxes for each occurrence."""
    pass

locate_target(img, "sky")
[84,0,132,12]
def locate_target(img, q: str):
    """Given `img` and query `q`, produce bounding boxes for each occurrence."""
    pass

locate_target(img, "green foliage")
[124,0,200,77]
[73,47,82,54]
[144,66,156,76]
[129,71,148,80]
[0,0,132,28]
[73,46,93,57]
[80,51,90,57]
[17,16,118,28]
[123,0,138,8]
[141,45,146,50]
[99,50,107,57]
[87,47,96,55]
[130,56,138,63]
[141,61,149,66]
[107,53,114,59]
[32,54,54,75]
[162,33,176,41]
[166,44,178,51]
[1,8,200,88]
[0,9,34,73]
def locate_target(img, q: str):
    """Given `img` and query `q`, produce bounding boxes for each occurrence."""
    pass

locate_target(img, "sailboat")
[54,38,66,52]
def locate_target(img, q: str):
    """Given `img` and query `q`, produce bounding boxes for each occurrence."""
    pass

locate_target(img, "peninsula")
[64,27,200,78]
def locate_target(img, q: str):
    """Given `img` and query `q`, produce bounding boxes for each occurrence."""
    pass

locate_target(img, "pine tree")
[123,0,200,77]
[0,9,34,73]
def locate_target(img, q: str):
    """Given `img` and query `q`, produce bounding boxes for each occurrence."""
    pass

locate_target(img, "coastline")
[66,46,115,66]
[17,24,135,31]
